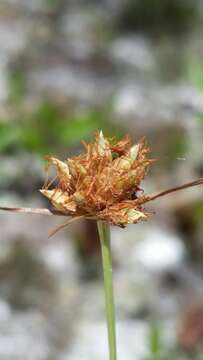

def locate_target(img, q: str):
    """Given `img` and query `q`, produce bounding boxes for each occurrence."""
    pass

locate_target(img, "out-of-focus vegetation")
[145,322,203,360]
[145,322,163,360]
[0,67,124,156]
[189,60,203,133]
[118,0,200,34]
[0,104,111,156]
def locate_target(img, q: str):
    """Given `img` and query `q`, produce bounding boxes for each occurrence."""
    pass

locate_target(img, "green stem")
[97,221,117,360]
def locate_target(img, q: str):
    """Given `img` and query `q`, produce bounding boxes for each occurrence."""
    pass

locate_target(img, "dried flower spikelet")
[125,208,147,223]
[47,157,70,177]
[94,130,112,159]
[113,144,139,171]
[40,131,153,226]
[40,189,76,212]
[110,135,131,155]
[111,140,150,195]
[120,208,147,225]
[98,130,111,158]
[45,157,71,192]
[67,159,87,178]
[72,191,85,205]
[105,207,147,226]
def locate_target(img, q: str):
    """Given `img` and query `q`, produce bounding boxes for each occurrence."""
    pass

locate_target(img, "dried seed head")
[40,131,153,226]
[1,132,203,234]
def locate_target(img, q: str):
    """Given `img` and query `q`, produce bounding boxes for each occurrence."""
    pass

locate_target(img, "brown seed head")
[40,131,153,226]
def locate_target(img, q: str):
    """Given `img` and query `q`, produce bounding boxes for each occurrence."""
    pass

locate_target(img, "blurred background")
[1,0,203,359]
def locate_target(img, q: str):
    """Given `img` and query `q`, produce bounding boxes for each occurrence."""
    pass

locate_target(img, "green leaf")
[59,111,103,146]
[0,122,20,152]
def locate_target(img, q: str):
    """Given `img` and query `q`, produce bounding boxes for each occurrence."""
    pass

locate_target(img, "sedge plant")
[1,131,203,360]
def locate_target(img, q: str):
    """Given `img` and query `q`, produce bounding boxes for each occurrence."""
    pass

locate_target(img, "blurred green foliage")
[8,69,26,106]
[0,123,20,153]
[0,103,107,156]
[46,0,58,6]
[1,65,121,156]
[144,321,203,360]
[166,133,189,163]
[144,321,163,360]
[188,60,203,133]
[0,61,119,158]
[148,322,162,358]
[192,201,203,224]
[156,128,189,170]
[118,0,200,34]
[188,60,203,91]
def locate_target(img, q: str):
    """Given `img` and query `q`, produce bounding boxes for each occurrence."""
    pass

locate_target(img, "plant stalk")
[97,220,117,360]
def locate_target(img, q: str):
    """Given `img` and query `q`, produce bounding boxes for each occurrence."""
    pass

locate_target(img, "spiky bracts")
[40,131,153,226]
